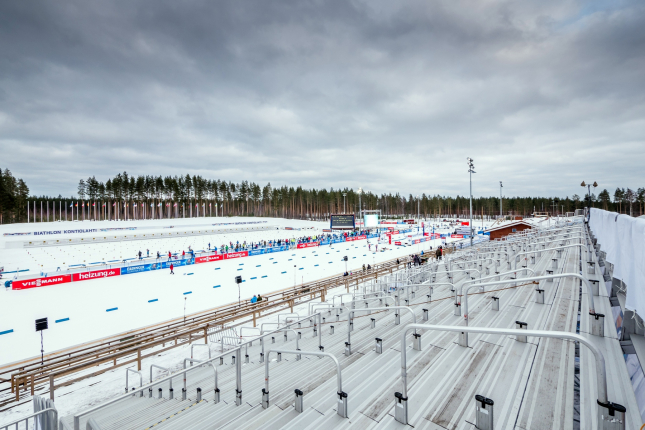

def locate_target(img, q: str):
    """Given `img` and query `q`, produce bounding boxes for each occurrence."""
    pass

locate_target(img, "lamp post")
[342,193,347,214]
[467,158,475,246]
[357,188,363,227]
[580,181,598,222]
[499,181,503,219]
[416,195,420,227]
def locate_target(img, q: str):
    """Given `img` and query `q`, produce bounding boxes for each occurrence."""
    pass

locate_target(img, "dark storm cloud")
[0,0,643,198]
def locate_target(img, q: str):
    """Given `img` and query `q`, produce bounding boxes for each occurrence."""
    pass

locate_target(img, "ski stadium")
[0,210,642,430]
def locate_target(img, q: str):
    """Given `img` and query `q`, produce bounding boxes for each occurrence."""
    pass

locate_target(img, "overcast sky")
[0,0,643,199]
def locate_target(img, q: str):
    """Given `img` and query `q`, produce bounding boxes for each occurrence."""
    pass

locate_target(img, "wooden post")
[11,374,14,393]
[137,349,141,371]
[31,375,35,395]
[204,327,208,344]
[290,300,294,313]
[253,312,256,327]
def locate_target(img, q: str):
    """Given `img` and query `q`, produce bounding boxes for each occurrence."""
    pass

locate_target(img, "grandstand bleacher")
[2,216,637,429]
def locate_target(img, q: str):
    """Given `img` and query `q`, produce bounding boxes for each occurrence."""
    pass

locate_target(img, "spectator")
[251,295,257,304]
[168,251,172,261]
[169,263,174,275]
[257,294,263,302]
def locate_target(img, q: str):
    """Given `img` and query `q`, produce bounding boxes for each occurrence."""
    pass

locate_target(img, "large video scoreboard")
[330,214,355,229]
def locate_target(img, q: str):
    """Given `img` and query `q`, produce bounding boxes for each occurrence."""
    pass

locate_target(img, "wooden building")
[487,220,534,240]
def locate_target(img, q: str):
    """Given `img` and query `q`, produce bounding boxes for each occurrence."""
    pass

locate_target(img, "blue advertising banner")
[161,258,194,269]
[121,263,162,275]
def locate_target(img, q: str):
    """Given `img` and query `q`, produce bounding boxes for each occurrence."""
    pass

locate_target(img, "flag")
[102,203,106,207]
[69,203,73,207]
[158,203,161,207]
[113,202,116,206]
[92,203,95,207]
[174,203,177,207]
[75,203,78,207]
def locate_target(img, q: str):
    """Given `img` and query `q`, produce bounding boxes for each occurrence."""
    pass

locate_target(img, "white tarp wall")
[589,208,645,318]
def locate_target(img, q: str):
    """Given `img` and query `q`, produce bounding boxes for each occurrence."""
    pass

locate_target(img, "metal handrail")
[456,268,536,302]
[149,365,171,388]
[125,368,142,394]
[262,349,345,415]
[182,358,216,394]
[0,407,58,430]
[512,243,589,270]
[73,313,318,430]
[395,324,611,426]
[277,313,300,325]
[347,306,416,346]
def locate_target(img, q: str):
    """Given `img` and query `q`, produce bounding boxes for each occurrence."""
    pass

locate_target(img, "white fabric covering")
[590,208,645,318]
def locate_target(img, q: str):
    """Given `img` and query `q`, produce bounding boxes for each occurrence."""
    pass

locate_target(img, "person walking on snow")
[170,263,174,274]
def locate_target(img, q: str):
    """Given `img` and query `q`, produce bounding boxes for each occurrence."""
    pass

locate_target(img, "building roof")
[486,220,534,233]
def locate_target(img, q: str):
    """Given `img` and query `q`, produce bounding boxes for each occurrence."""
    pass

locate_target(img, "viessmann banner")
[12,274,73,290]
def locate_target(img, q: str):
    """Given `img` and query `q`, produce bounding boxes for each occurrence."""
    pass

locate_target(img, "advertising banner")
[297,242,319,249]
[195,254,224,264]
[12,274,72,290]
[73,268,121,282]
[451,234,464,238]
[346,235,367,242]
[225,251,248,260]
[461,221,470,226]
[161,258,193,269]
[121,263,162,275]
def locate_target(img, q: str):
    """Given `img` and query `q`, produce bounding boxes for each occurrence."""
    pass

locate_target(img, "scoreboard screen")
[330,214,355,229]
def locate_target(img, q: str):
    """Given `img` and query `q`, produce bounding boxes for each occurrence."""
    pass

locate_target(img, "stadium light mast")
[357,188,363,226]
[580,181,598,222]
[499,181,503,219]
[467,158,475,247]
[342,193,347,214]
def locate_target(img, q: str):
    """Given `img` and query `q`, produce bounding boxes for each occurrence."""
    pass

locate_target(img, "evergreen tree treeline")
[3,171,645,223]
[0,168,29,224]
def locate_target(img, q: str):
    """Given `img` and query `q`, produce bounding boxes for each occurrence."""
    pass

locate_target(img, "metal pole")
[500,181,503,219]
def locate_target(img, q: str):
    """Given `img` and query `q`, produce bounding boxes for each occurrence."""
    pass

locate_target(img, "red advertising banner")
[225,251,248,260]
[195,254,224,264]
[73,268,121,282]
[451,234,464,238]
[394,241,402,245]
[424,232,430,236]
[404,219,415,224]
[346,235,367,242]
[461,221,470,226]
[12,274,72,290]
[297,242,319,249]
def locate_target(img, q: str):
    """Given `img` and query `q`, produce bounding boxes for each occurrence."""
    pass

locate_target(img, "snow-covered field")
[0,217,451,366]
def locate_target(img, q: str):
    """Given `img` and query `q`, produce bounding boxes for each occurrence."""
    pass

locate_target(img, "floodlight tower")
[467,158,476,246]
[580,181,598,222]
[342,193,347,214]
[499,181,503,219]
[357,188,363,226]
